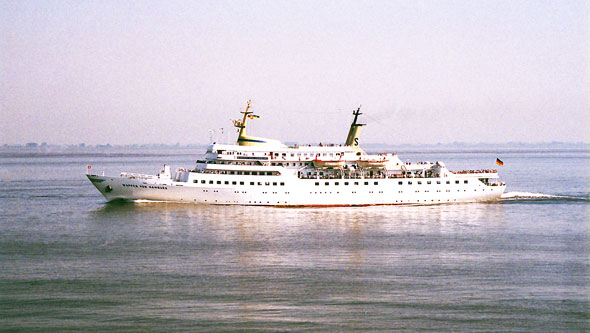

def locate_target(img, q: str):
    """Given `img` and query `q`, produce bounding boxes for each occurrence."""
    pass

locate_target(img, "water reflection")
[89,202,506,269]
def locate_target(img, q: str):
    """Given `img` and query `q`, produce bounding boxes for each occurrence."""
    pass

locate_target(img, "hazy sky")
[1,0,588,145]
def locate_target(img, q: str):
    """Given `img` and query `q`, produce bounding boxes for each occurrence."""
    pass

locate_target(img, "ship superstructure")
[87,101,506,206]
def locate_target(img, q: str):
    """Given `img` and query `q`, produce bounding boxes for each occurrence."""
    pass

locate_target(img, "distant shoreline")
[1,142,588,156]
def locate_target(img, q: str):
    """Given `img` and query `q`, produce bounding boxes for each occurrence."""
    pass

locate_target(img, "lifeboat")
[312,159,346,169]
[357,158,389,168]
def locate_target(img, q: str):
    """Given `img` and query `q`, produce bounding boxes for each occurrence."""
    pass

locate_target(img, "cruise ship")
[87,101,506,206]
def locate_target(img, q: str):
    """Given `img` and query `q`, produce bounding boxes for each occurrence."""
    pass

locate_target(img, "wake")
[500,191,589,202]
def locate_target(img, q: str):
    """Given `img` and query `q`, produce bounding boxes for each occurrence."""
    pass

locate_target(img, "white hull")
[88,173,506,206]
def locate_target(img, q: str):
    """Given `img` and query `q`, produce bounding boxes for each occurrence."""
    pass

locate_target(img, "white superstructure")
[88,101,506,206]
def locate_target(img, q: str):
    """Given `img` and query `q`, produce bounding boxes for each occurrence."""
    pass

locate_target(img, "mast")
[233,100,252,143]
[345,106,365,150]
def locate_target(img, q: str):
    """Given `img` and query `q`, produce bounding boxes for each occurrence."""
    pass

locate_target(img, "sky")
[1,0,588,145]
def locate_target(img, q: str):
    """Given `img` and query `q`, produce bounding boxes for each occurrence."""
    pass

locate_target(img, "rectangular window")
[354,182,359,185]
[398,181,403,185]
[209,180,214,184]
[232,181,237,185]
[193,180,198,183]
[325,182,329,186]
[280,182,285,186]
[417,181,422,185]
[464,180,468,184]
[250,182,255,185]
[315,182,319,186]
[201,180,206,184]
[455,180,460,184]
[437,181,441,184]
[224,181,229,185]
[446,181,450,184]
[257,182,262,186]
[344,182,349,185]
[217,181,222,184]
[273,182,277,186]
[240,181,244,185]
[335,182,339,186]
[374,181,378,185]
[244,172,250,175]
[252,171,258,175]
[408,181,412,185]
[427,181,431,184]
[364,181,369,185]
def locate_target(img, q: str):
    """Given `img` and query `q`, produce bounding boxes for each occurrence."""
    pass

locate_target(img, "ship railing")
[452,169,498,174]
[120,172,158,180]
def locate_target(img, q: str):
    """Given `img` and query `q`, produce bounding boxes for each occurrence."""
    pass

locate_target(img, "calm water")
[1,147,589,331]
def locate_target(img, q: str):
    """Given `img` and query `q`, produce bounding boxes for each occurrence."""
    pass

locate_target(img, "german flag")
[496,158,504,166]
[247,114,260,119]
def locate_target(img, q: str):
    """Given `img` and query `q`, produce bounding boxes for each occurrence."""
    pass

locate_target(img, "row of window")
[203,170,277,176]
[314,180,469,186]
[191,179,470,186]
[220,150,346,158]
[194,179,285,186]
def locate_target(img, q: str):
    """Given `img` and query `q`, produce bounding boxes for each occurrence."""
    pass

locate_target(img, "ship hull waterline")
[88,174,506,207]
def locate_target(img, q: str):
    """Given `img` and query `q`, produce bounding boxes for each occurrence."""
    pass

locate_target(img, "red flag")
[87,165,92,169]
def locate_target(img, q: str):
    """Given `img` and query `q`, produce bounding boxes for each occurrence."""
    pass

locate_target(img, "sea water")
[0,147,588,331]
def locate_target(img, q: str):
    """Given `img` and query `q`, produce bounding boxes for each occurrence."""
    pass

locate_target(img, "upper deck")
[205,143,361,162]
